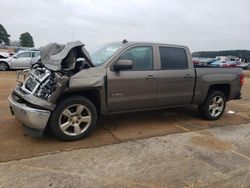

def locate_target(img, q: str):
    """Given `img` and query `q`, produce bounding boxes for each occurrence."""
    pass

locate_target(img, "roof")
[123,41,189,50]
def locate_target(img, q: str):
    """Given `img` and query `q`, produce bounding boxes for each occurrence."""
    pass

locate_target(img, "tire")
[50,96,97,141]
[198,91,226,120]
[0,62,9,71]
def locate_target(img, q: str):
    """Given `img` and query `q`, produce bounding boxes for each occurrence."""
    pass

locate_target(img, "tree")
[19,32,34,47]
[0,24,10,45]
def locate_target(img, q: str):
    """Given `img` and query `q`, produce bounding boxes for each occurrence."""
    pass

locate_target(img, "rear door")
[107,45,158,112]
[31,51,40,65]
[157,46,195,106]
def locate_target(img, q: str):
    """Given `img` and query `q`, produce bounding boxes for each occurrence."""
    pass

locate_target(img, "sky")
[0,0,249,52]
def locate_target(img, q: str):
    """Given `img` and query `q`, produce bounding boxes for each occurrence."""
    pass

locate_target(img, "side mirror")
[113,60,133,71]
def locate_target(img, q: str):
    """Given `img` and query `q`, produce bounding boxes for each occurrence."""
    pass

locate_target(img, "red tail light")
[222,64,231,67]
[240,74,244,87]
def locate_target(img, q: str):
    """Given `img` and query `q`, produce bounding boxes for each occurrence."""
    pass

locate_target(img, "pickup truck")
[9,41,244,141]
[0,50,40,71]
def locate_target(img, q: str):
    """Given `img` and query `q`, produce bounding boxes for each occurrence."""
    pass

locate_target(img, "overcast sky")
[0,0,249,52]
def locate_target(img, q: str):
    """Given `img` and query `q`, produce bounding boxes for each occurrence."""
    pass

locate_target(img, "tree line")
[0,24,34,47]
[192,50,250,61]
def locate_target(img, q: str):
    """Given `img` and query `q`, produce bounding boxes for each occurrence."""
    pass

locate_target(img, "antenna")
[122,39,128,44]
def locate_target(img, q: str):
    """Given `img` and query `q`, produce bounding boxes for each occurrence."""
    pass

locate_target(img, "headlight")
[35,73,57,100]
[20,66,56,100]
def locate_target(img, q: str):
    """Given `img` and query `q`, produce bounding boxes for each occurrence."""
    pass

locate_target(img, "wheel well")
[208,84,230,100]
[58,89,101,114]
[0,61,9,68]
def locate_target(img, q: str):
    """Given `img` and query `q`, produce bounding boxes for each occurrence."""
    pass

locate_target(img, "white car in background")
[0,50,40,71]
[0,52,10,59]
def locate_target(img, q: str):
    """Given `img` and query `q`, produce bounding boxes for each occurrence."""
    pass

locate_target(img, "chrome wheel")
[209,96,224,117]
[59,104,92,136]
[0,62,8,71]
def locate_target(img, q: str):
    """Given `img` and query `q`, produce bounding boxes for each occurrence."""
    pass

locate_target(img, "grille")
[25,76,38,92]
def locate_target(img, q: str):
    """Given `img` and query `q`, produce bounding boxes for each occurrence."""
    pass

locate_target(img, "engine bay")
[17,41,94,102]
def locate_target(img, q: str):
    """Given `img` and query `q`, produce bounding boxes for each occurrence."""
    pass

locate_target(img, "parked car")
[9,41,244,141]
[192,58,215,66]
[236,62,249,70]
[0,50,40,71]
[0,52,10,59]
[210,61,223,67]
[211,61,238,68]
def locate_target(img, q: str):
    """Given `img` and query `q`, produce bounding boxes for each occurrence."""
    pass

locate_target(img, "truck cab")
[105,43,195,111]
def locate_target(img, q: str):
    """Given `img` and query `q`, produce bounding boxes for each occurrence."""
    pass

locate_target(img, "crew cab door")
[107,45,158,112]
[157,46,195,106]
[11,52,32,69]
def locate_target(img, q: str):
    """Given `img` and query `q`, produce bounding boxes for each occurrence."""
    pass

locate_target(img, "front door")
[11,52,32,69]
[107,46,158,112]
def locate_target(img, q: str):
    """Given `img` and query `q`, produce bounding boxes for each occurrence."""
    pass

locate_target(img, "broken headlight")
[21,66,57,100]
[35,73,57,100]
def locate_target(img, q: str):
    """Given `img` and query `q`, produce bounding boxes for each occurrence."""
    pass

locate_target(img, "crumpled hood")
[40,41,94,71]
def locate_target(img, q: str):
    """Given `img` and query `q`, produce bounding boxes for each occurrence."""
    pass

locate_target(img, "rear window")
[159,47,188,69]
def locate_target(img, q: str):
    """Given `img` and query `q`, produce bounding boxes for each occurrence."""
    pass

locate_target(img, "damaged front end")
[13,41,94,108]
[17,65,69,107]
[9,41,94,136]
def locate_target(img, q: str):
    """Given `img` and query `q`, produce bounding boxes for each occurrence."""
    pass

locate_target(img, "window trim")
[32,51,40,58]
[158,46,189,70]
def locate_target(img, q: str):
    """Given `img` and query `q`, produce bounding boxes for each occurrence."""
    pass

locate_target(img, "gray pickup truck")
[9,41,244,141]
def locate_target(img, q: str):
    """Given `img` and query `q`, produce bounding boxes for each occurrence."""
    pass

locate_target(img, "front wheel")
[198,91,226,120]
[0,62,9,71]
[50,96,97,141]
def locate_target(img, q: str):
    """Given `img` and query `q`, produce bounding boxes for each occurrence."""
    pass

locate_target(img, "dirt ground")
[0,70,250,162]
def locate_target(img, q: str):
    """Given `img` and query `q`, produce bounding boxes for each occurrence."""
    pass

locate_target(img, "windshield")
[90,42,124,66]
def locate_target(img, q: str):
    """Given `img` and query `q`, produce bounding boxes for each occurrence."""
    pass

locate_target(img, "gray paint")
[41,41,93,71]
[69,67,106,89]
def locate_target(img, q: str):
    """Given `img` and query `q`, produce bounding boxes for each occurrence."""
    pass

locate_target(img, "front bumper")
[9,95,51,137]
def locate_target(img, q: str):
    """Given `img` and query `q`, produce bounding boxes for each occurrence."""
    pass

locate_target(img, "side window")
[119,46,153,70]
[159,47,188,69]
[17,52,32,58]
[32,51,40,58]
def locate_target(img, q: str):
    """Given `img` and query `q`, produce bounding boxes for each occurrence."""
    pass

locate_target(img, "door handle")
[146,75,156,80]
[184,74,193,78]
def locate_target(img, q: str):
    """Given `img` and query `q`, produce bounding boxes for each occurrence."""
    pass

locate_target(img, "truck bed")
[192,67,243,104]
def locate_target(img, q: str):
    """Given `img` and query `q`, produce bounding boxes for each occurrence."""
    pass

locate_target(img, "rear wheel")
[198,91,226,120]
[0,62,9,71]
[50,96,97,141]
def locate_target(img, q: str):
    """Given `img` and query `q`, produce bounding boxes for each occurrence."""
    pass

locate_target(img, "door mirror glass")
[113,60,133,71]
